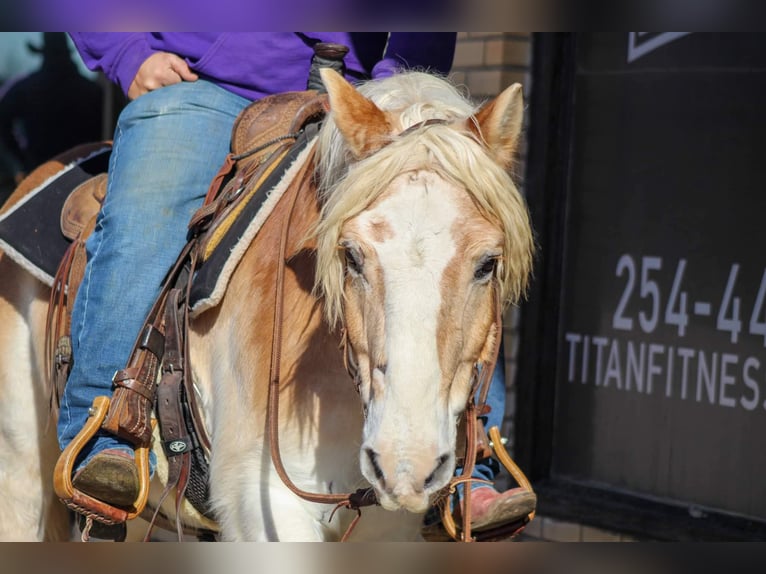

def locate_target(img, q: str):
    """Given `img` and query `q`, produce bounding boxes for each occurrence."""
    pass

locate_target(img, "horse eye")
[474,256,498,282]
[344,246,364,276]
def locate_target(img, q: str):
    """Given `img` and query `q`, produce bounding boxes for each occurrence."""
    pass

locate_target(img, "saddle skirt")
[0,143,112,286]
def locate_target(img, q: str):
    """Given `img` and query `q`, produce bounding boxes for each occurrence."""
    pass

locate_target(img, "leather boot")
[467,486,537,532]
[72,449,139,508]
[421,486,537,541]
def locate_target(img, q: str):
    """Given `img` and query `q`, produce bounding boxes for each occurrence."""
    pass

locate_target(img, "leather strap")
[180,249,212,456]
[477,286,504,411]
[46,237,78,414]
[148,288,193,541]
[47,211,96,417]
[438,280,504,542]
[265,133,378,541]
[113,368,155,401]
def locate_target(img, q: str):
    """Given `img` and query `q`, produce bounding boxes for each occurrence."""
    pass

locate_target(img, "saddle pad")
[189,128,317,317]
[0,146,112,286]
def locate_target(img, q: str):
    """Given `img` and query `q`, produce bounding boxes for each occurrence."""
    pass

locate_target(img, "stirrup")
[439,425,536,541]
[53,395,152,526]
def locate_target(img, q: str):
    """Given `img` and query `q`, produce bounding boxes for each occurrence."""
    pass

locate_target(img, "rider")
[58,32,533,536]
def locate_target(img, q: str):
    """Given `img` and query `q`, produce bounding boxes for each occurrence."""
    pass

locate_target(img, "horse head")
[314,70,534,513]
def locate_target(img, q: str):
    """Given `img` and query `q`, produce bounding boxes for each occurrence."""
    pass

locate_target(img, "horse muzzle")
[361,445,454,513]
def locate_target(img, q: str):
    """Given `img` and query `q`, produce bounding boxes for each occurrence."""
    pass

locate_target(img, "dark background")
[518,32,766,540]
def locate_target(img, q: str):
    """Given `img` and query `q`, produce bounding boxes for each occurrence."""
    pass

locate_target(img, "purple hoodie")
[69,33,456,101]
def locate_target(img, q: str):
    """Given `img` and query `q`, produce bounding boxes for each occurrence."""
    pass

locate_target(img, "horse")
[0,68,534,541]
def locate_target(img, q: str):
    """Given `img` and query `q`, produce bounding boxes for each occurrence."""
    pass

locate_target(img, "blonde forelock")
[313,72,535,328]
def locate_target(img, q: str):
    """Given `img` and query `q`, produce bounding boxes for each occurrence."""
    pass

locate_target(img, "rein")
[266,133,379,542]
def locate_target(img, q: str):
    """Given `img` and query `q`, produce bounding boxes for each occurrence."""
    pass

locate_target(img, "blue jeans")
[57,81,251,470]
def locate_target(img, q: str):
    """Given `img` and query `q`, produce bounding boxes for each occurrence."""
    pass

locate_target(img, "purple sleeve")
[371,33,456,78]
[68,33,157,96]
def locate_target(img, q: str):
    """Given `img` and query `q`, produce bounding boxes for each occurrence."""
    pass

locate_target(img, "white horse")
[0,69,533,541]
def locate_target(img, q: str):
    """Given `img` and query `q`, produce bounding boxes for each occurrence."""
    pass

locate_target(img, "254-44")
[611,254,766,345]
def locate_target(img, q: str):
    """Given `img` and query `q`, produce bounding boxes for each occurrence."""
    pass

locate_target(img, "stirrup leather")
[53,395,152,525]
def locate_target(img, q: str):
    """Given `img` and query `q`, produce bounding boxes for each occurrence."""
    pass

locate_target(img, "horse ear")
[320,68,393,158]
[470,83,524,169]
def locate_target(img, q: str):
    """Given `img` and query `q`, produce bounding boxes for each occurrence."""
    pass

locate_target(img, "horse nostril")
[366,448,385,482]
[424,453,450,489]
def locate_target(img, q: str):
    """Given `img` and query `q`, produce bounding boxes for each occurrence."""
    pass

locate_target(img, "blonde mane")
[314,71,535,328]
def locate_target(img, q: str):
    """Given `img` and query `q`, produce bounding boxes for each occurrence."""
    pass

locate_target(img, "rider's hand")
[127,52,199,100]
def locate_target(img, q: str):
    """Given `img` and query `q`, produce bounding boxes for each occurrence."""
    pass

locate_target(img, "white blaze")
[357,171,462,511]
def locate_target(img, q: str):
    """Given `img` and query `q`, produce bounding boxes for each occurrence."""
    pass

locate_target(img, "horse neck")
[191,156,357,438]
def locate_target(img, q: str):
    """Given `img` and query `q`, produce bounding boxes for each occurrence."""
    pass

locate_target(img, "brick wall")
[519,516,639,542]
[452,33,532,102]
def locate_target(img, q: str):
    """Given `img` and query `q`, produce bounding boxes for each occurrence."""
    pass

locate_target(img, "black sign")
[519,33,766,538]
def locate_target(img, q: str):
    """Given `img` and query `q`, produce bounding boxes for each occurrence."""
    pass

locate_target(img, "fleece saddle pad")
[188,127,317,316]
[0,146,112,286]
